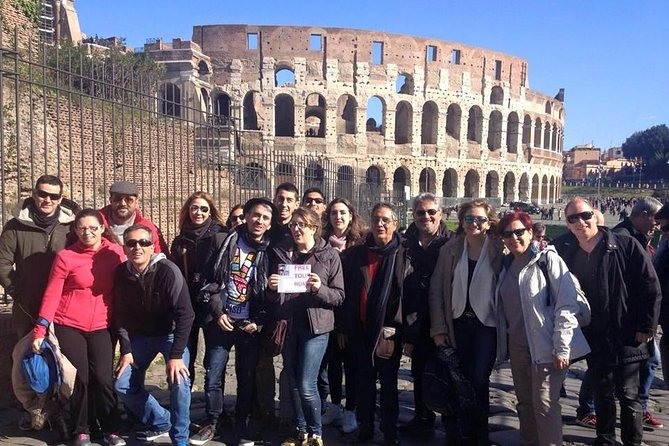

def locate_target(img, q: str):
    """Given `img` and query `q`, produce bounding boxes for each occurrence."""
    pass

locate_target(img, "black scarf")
[364,232,401,347]
[214,225,271,296]
[181,217,212,241]
[29,202,60,234]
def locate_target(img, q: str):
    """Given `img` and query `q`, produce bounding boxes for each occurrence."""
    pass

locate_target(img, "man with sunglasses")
[98,180,168,253]
[399,193,452,436]
[554,197,661,446]
[302,188,327,219]
[113,225,194,446]
[0,174,77,430]
[612,196,664,428]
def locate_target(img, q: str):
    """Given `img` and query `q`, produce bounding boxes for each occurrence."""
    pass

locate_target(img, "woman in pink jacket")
[32,208,126,446]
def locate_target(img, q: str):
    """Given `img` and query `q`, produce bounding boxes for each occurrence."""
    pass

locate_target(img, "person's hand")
[32,337,44,354]
[433,334,447,347]
[306,273,321,293]
[268,274,280,291]
[242,322,258,334]
[218,314,234,331]
[337,333,347,350]
[115,353,135,379]
[166,358,189,385]
[635,331,652,344]
[402,343,414,356]
[553,355,569,370]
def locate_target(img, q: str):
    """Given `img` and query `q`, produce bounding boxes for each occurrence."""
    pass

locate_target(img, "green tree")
[621,124,669,179]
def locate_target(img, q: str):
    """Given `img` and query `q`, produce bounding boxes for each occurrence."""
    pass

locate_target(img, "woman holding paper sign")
[268,207,345,446]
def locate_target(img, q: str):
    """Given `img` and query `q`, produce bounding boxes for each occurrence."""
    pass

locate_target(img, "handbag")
[269,319,288,356]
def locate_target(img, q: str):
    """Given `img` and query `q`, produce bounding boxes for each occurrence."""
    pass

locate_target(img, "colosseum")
[145,25,564,208]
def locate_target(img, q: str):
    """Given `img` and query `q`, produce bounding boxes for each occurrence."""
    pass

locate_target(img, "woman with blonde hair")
[429,199,504,445]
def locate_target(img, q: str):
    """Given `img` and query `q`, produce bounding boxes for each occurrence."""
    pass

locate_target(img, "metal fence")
[0,28,414,244]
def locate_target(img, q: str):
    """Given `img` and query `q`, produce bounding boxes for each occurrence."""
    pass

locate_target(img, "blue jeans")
[202,323,259,435]
[114,334,191,445]
[577,367,596,417]
[639,338,660,411]
[282,328,329,436]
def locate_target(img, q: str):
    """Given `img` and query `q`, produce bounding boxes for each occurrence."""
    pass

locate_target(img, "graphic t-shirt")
[224,238,256,320]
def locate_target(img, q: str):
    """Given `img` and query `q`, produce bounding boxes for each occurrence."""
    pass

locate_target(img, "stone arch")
[519,173,529,202]
[336,165,355,200]
[490,86,504,105]
[396,73,414,95]
[541,174,549,204]
[549,176,556,203]
[421,101,438,144]
[464,169,480,198]
[551,124,558,151]
[522,115,532,145]
[198,60,211,76]
[545,101,552,115]
[395,101,413,144]
[200,88,210,116]
[506,112,519,153]
[276,161,296,185]
[305,161,325,190]
[336,94,357,134]
[365,165,383,203]
[275,67,295,87]
[393,166,411,203]
[531,173,540,203]
[487,110,503,150]
[419,168,436,194]
[485,171,500,198]
[243,91,262,130]
[534,118,542,147]
[446,104,462,141]
[467,106,483,143]
[366,96,385,134]
[275,94,295,137]
[305,93,326,137]
[214,92,231,124]
[503,172,515,203]
[158,83,181,117]
[543,123,551,150]
[442,168,458,197]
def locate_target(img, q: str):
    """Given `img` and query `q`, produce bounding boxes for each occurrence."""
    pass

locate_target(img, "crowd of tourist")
[1,174,668,446]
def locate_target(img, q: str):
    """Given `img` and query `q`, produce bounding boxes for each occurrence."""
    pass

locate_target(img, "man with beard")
[98,181,168,253]
[400,193,452,435]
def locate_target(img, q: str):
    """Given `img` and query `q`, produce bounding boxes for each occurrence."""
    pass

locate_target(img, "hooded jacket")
[113,254,195,359]
[98,205,169,254]
[0,200,76,321]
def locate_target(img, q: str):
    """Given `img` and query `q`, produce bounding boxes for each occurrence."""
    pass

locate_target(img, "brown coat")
[428,234,504,347]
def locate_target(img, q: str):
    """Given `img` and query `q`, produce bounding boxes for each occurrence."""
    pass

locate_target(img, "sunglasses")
[230,214,244,221]
[125,239,153,248]
[501,228,528,239]
[305,197,324,205]
[566,211,594,224]
[36,189,62,201]
[75,225,101,233]
[111,194,136,204]
[463,215,488,225]
[416,209,439,217]
[190,204,210,213]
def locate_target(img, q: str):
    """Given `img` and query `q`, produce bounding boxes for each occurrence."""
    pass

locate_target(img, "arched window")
[522,115,532,145]
[336,95,357,134]
[396,74,414,95]
[490,86,504,105]
[506,112,519,153]
[534,118,542,147]
[275,68,295,87]
[503,172,515,203]
[158,83,181,117]
[243,91,262,130]
[214,93,231,125]
[485,171,499,198]
[467,106,483,143]
[275,94,295,137]
[305,93,326,137]
[442,169,458,197]
[446,104,461,140]
[421,101,438,144]
[487,111,502,150]
[464,170,480,198]
[395,101,413,144]
[366,96,385,134]
[419,168,436,193]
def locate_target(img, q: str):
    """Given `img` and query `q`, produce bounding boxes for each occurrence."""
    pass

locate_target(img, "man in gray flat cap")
[99,180,168,254]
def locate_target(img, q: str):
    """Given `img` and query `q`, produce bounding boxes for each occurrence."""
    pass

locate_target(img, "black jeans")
[588,357,642,446]
[409,328,435,419]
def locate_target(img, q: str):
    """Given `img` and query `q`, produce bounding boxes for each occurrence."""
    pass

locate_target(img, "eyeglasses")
[111,194,136,204]
[230,214,244,221]
[288,221,312,230]
[75,225,101,234]
[501,228,528,239]
[35,190,62,201]
[189,204,210,213]
[304,197,324,205]
[124,239,153,248]
[463,215,489,225]
[415,209,439,217]
[372,216,396,226]
[566,211,594,224]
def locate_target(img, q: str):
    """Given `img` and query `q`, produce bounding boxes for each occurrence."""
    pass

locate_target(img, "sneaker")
[321,403,343,426]
[281,430,308,446]
[576,414,597,429]
[342,409,358,434]
[103,433,127,446]
[308,435,324,446]
[190,424,216,445]
[18,412,32,431]
[73,433,92,446]
[136,427,171,442]
[643,411,664,428]
[239,439,255,446]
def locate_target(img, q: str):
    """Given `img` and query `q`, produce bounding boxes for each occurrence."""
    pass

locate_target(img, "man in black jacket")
[554,197,661,446]
[400,193,452,435]
[113,225,195,446]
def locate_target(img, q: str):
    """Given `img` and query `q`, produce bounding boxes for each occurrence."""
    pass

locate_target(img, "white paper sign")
[278,264,311,293]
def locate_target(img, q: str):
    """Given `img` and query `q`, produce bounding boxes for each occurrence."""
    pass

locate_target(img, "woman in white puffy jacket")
[495,211,590,446]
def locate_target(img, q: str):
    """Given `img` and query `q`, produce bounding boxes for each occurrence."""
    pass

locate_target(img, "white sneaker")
[342,409,358,433]
[321,403,343,426]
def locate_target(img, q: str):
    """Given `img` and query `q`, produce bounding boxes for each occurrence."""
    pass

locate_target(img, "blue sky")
[76,0,668,151]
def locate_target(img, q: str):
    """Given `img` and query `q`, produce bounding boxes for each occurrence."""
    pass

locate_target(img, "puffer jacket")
[0,201,76,321]
[495,245,591,365]
[268,238,345,335]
